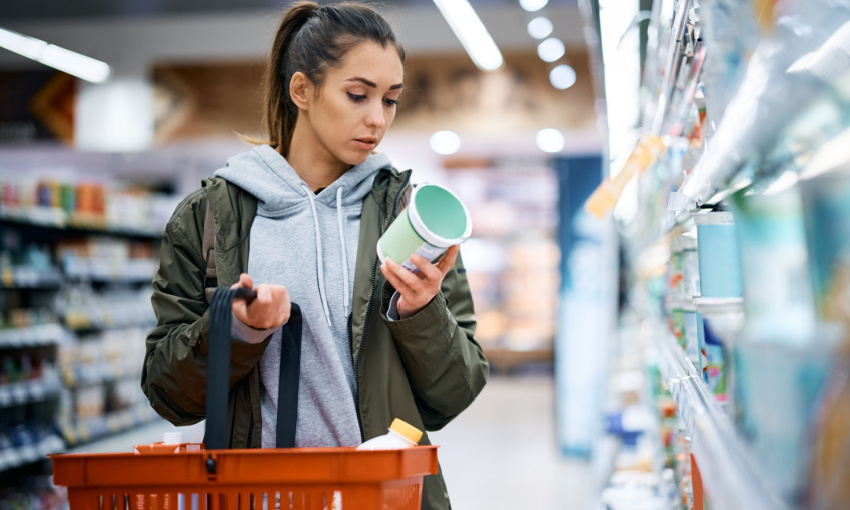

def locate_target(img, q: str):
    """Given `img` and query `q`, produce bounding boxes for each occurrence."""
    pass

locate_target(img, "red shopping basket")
[51,288,440,509]
[51,443,439,509]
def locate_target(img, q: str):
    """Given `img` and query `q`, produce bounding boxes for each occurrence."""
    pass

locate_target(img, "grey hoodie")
[215,144,392,448]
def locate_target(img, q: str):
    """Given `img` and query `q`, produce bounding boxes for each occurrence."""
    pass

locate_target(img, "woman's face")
[303,41,404,166]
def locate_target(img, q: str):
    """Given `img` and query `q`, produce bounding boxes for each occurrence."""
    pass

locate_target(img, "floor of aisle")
[429,374,593,510]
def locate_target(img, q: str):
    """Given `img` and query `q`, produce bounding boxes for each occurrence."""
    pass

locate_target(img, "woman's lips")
[354,139,377,150]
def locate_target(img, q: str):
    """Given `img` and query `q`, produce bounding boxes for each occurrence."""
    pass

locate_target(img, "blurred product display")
[447,160,559,367]
[592,0,850,509]
[0,182,172,503]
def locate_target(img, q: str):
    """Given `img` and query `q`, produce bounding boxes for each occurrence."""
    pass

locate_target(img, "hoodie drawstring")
[302,185,332,327]
[336,187,350,316]
[301,185,351,327]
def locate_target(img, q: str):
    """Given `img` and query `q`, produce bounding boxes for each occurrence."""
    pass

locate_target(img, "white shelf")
[0,434,65,473]
[0,379,62,409]
[0,267,63,289]
[0,324,65,348]
[654,331,789,510]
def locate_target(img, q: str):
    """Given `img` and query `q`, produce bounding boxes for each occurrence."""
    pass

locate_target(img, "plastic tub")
[694,211,743,298]
[377,184,472,272]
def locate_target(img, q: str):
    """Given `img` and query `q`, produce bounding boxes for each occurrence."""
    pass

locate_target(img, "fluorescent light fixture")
[537,37,565,63]
[0,26,110,83]
[430,130,462,155]
[550,64,577,89]
[536,128,565,153]
[527,16,554,39]
[520,0,548,13]
[433,0,503,71]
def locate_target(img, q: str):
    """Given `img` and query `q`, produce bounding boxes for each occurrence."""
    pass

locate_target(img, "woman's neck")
[283,121,350,193]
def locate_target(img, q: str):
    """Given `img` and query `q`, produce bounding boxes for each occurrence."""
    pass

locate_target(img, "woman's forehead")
[332,41,404,87]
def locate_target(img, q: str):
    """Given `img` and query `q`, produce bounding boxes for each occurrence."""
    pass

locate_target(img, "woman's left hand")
[381,245,459,320]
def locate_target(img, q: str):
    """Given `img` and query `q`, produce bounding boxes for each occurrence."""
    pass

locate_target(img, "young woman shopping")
[141,3,489,508]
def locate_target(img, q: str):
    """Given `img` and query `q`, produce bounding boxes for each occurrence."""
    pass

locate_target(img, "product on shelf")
[56,237,158,282]
[693,210,743,298]
[0,175,180,235]
[732,187,817,345]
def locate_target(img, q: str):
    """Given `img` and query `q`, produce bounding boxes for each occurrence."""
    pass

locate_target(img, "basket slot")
[382,482,420,510]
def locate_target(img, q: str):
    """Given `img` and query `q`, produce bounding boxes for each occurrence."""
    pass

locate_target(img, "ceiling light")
[537,37,565,63]
[527,17,554,39]
[0,26,110,83]
[536,129,565,153]
[430,130,462,155]
[520,0,549,13]
[433,0,503,71]
[550,64,577,89]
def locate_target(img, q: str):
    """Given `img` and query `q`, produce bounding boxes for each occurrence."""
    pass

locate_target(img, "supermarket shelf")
[654,331,789,510]
[0,324,65,349]
[63,257,156,284]
[61,366,142,389]
[0,434,65,474]
[0,379,62,409]
[0,209,162,239]
[0,268,63,290]
[61,405,159,448]
[63,313,155,332]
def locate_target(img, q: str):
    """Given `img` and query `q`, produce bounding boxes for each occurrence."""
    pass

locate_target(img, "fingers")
[382,258,427,295]
[435,245,459,277]
[230,273,254,289]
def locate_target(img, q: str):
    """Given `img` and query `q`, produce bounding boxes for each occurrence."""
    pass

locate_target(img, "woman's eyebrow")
[346,77,404,90]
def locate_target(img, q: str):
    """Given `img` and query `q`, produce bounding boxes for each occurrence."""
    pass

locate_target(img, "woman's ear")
[290,72,311,110]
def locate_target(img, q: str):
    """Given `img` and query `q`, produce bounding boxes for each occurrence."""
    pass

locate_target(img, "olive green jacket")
[141,168,489,510]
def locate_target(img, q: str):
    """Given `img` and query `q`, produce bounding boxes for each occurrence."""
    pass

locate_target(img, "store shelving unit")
[585,0,850,508]
[653,330,787,510]
[0,198,166,487]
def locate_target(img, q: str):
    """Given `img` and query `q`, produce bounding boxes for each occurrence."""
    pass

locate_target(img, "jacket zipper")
[351,171,411,442]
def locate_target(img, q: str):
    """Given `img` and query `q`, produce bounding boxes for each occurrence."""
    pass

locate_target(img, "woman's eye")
[347,92,367,103]
[384,98,399,107]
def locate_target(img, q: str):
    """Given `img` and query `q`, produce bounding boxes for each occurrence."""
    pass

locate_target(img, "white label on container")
[401,242,446,272]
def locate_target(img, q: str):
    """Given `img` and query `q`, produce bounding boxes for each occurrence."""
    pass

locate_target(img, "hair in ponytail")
[243,1,405,156]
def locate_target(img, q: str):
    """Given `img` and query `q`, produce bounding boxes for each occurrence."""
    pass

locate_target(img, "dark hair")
[247,1,406,155]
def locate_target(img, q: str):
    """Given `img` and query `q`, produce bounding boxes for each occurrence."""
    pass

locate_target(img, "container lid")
[389,418,423,444]
[693,211,734,225]
[408,184,473,248]
[163,432,183,445]
[692,297,744,315]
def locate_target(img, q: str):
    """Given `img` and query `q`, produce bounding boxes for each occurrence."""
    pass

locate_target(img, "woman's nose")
[365,102,386,129]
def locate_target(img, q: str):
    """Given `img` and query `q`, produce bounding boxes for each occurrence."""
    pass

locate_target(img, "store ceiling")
[0,0,577,21]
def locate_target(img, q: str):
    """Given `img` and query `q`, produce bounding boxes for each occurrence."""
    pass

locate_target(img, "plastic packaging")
[356,419,423,451]
[377,184,472,272]
[694,211,743,298]
[732,187,817,346]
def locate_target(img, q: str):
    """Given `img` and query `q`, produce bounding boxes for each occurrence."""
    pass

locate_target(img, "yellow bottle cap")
[389,418,422,444]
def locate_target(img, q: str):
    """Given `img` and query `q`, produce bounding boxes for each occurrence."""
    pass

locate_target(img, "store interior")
[1,0,850,509]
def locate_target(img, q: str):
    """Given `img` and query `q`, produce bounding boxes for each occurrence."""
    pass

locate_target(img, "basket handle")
[205,286,301,450]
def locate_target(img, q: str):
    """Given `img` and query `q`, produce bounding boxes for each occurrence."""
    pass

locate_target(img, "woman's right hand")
[230,273,291,329]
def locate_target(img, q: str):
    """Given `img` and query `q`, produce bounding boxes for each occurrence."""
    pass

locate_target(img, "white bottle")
[356,418,423,451]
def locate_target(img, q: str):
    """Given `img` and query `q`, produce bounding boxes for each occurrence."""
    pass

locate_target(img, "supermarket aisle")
[430,375,593,510]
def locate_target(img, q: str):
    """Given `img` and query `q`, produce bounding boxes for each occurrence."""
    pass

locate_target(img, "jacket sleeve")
[380,251,489,431]
[141,193,271,426]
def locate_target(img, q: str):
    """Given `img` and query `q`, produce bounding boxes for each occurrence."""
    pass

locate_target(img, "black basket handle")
[205,286,301,451]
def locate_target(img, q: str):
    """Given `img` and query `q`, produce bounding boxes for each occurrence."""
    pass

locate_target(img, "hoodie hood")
[214,144,392,216]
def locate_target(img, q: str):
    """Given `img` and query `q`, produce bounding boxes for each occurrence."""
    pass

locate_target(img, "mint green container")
[377,184,472,272]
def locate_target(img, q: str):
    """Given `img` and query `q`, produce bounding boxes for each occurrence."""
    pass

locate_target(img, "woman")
[141,2,489,509]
